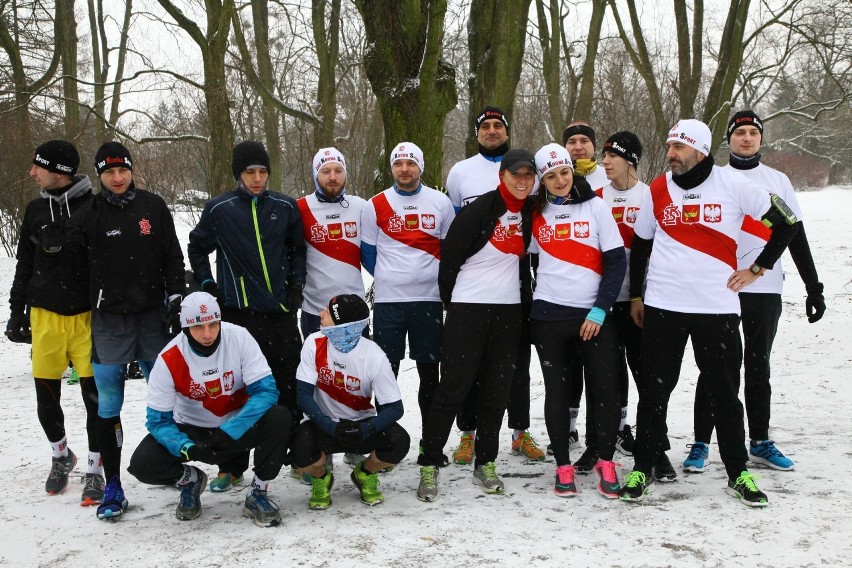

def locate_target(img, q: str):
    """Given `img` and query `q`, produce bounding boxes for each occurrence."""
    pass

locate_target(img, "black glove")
[335,419,363,444]
[204,428,233,451]
[5,312,31,344]
[201,279,219,298]
[359,419,376,440]
[285,281,303,314]
[163,295,183,336]
[805,282,826,323]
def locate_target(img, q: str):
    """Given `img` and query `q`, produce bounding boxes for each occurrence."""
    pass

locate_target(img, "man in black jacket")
[7,140,103,505]
[54,141,185,520]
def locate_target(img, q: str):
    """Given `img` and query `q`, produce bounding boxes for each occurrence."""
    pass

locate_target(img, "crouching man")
[128,292,292,526]
[293,294,410,509]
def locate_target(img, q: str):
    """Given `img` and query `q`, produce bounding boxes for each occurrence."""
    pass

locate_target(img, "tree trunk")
[59,0,80,139]
[354,0,458,192]
[251,0,282,191]
[312,0,341,149]
[572,0,606,122]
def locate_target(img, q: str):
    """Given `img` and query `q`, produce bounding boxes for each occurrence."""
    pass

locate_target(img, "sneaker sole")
[554,487,578,497]
[417,492,438,502]
[619,484,654,502]
[726,486,769,507]
[242,508,282,527]
[80,496,102,507]
[453,457,474,465]
[748,455,795,471]
[177,506,203,521]
[97,500,128,520]
[210,476,244,492]
[472,479,504,494]
[683,464,706,473]
[595,469,621,499]
[654,473,678,483]
[511,448,546,461]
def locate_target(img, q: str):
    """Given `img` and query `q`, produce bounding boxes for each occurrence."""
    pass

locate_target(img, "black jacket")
[187,185,306,314]
[66,185,185,314]
[438,188,533,306]
[9,176,94,316]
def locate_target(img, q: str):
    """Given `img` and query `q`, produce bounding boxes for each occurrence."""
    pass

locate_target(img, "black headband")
[562,125,597,147]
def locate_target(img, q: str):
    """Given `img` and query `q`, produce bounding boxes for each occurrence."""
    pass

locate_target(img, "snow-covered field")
[0,187,850,567]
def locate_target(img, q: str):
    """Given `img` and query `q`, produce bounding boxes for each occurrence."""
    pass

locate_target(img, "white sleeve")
[632,190,656,240]
[296,335,319,386]
[368,344,402,405]
[446,166,462,209]
[147,356,177,413]
[440,196,456,238]
[360,199,379,246]
[776,172,803,220]
[739,178,773,221]
[237,328,273,386]
[596,201,624,253]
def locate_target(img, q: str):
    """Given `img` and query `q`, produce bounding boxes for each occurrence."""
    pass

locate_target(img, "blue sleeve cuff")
[586,307,606,325]
[361,242,377,275]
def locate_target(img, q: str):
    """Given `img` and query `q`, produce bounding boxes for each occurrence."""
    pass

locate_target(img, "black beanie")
[476,106,510,131]
[562,123,597,147]
[33,140,79,175]
[602,131,642,166]
[95,141,133,175]
[328,294,369,325]
[727,110,763,142]
[232,141,271,181]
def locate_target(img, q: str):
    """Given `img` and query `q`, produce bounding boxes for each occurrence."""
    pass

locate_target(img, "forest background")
[1,0,850,257]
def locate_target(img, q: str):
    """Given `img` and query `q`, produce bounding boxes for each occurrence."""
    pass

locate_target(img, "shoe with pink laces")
[554,464,578,497]
[594,459,621,499]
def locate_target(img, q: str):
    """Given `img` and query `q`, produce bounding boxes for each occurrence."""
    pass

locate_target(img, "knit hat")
[726,110,763,142]
[534,143,573,178]
[32,140,79,175]
[328,294,369,325]
[667,119,711,156]
[180,292,221,328]
[602,131,642,166]
[95,141,133,175]
[500,148,536,173]
[389,142,425,174]
[313,147,346,184]
[232,141,271,180]
[562,123,597,147]
[476,106,510,131]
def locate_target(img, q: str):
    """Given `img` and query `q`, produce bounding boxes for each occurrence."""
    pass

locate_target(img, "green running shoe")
[309,467,334,510]
[351,462,384,506]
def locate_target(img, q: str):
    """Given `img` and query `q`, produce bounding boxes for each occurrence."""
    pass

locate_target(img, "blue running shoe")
[97,476,128,520]
[683,442,709,473]
[244,488,282,527]
[749,440,794,471]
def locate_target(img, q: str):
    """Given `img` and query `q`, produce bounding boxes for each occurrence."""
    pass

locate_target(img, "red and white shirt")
[582,166,609,192]
[726,163,803,295]
[529,198,623,309]
[298,193,367,315]
[296,332,401,422]
[596,182,650,302]
[147,322,271,428]
[361,186,455,303]
[451,209,525,304]
[446,154,501,209]
[633,167,772,314]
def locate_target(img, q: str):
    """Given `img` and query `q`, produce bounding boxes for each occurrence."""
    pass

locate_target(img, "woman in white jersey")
[529,143,626,499]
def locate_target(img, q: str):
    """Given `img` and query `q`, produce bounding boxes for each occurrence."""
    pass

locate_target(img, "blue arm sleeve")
[369,399,403,434]
[218,375,278,440]
[361,242,377,276]
[453,205,462,214]
[594,247,626,312]
[146,408,192,458]
[296,380,337,436]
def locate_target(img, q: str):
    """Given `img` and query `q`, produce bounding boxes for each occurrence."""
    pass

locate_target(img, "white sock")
[462,430,475,438]
[619,407,629,430]
[250,476,269,493]
[178,464,199,485]
[569,408,579,432]
[50,436,69,459]
[87,452,103,475]
[513,430,525,441]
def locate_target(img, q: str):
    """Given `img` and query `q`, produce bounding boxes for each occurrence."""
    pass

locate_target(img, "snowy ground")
[0,188,850,567]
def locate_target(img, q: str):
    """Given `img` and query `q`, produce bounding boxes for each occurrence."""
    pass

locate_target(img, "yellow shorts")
[31,307,94,379]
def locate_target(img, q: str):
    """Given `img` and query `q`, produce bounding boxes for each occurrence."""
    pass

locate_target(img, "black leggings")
[533,317,621,465]
[290,420,410,469]
[35,376,99,450]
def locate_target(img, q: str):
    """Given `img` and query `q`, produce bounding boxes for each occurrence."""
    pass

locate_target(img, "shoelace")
[481,462,499,480]
[83,475,103,492]
[250,489,278,512]
[103,479,122,502]
[49,457,73,480]
[756,441,783,457]
[420,467,437,486]
[624,471,647,488]
[459,436,474,451]
[598,461,620,484]
[556,465,575,484]
[686,444,706,461]
[735,473,760,492]
[522,434,542,451]
[178,482,198,507]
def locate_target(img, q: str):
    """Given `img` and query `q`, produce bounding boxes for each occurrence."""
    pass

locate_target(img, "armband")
[761,194,798,228]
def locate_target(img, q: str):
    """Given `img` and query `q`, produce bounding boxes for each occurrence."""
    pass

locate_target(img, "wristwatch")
[749,263,766,276]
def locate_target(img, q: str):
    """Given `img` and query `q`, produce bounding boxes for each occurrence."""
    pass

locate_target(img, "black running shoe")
[126,361,144,381]
[654,452,677,482]
[619,470,654,502]
[176,467,207,521]
[726,471,768,507]
[616,425,635,456]
[574,446,598,474]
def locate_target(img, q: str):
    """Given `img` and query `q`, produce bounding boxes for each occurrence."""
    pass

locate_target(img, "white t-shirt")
[297,193,367,315]
[597,181,650,301]
[529,198,623,309]
[581,165,609,192]
[446,154,501,209]
[361,186,455,303]
[147,322,271,428]
[633,167,772,314]
[451,209,525,304]
[296,332,402,422]
[725,163,803,295]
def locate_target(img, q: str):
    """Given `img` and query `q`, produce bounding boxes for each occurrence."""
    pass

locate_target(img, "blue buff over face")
[320,319,369,353]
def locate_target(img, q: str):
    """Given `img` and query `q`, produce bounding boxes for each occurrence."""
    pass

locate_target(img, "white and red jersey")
[296,332,402,422]
[451,209,525,304]
[581,166,609,192]
[361,186,455,303]
[633,167,772,314]
[596,181,650,301]
[297,193,367,315]
[446,154,501,209]
[726,163,803,295]
[529,198,623,309]
[147,322,271,428]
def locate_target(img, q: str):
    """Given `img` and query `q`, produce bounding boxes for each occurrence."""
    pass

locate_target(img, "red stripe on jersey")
[594,187,603,198]
[488,221,525,256]
[372,193,441,259]
[313,337,374,412]
[741,215,771,242]
[649,175,737,270]
[532,214,603,274]
[617,223,635,249]
[297,198,361,270]
[161,345,248,417]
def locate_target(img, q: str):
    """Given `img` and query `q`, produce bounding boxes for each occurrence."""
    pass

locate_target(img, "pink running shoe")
[554,464,578,497]
[594,459,621,499]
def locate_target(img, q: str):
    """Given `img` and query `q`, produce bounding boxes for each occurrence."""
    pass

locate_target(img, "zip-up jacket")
[66,185,185,314]
[187,185,307,314]
[9,176,94,316]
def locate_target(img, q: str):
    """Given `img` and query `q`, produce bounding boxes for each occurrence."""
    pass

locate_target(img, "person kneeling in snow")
[127,292,292,527]
[292,294,410,509]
